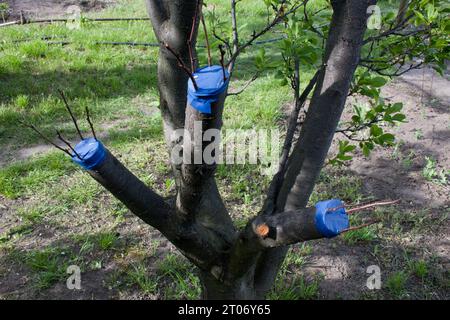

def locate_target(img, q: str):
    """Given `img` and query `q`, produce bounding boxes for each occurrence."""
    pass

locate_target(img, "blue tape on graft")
[187,65,230,114]
[314,199,349,238]
[71,137,106,170]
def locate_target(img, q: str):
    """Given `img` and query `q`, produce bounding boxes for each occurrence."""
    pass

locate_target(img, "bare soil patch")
[1,0,114,21]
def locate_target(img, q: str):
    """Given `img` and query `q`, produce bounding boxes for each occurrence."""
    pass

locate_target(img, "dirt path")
[350,67,449,208]
[304,67,449,299]
[2,0,114,20]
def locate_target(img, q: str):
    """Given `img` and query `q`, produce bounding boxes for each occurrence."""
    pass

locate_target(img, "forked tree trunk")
[200,271,257,300]
[88,0,377,299]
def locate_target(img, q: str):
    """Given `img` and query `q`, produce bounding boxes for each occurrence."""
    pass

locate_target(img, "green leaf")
[379,133,395,144]
[370,124,383,137]
[362,144,371,157]
[391,113,406,122]
[369,76,388,87]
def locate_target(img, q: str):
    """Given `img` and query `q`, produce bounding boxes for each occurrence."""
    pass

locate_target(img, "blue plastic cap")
[71,138,106,170]
[314,199,349,238]
[187,65,230,114]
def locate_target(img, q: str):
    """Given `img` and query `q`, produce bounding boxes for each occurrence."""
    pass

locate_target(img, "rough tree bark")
[76,0,377,299]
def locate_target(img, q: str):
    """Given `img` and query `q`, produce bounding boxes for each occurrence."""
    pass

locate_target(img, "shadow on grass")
[0,62,159,146]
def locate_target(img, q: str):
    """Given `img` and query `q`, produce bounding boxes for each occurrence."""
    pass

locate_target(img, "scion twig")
[19,120,71,156]
[188,0,201,73]
[346,199,400,214]
[163,43,199,90]
[58,90,84,140]
[201,14,212,66]
[85,106,97,140]
[219,45,227,81]
[227,73,259,96]
[56,130,82,159]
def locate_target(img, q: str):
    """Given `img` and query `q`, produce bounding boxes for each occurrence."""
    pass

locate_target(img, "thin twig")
[56,130,82,159]
[163,43,198,90]
[219,45,227,81]
[230,0,239,57]
[227,73,259,96]
[19,120,71,156]
[201,14,212,66]
[346,199,400,214]
[58,90,84,140]
[188,0,201,73]
[85,106,97,140]
[340,219,381,234]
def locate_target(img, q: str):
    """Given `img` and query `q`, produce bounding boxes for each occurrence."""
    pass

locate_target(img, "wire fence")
[0,17,151,28]
[3,36,285,49]
[0,15,286,49]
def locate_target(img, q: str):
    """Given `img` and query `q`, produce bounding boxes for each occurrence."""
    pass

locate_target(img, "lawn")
[0,0,448,299]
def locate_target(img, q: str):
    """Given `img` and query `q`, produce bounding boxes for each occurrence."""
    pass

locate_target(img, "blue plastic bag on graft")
[71,137,106,170]
[187,65,230,114]
[314,199,349,238]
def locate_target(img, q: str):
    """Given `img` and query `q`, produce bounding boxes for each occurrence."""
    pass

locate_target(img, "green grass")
[386,271,408,298]
[19,247,81,290]
[0,152,75,199]
[126,262,158,295]
[342,227,377,244]
[269,276,321,300]
[408,260,429,279]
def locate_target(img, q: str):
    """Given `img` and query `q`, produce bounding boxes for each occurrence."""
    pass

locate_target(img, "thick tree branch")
[253,0,377,297]
[86,147,232,271]
[263,67,321,215]
[145,0,169,35]
[226,207,321,282]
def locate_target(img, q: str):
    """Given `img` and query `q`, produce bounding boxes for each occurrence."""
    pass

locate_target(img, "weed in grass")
[401,150,416,170]
[73,231,120,253]
[164,272,201,300]
[386,208,435,234]
[126,263,158,295]
[90,260,103,271]
[19,41,49,59]
[422,156,448,185]
[408,259,429,279]
[14,94,30,109]
[164,178,175,194]
[0,224,34,243]
[386,271,408,297]
[24,248,75,290]
[18,207,46,224]
[284,247,308,269]
[269,276,320,300]
[157,253,201,299]
[414,129,424,140]
[97,232,119,251]
[157,253,191,276]
[78,237,95,256]
[55,174,102,207]
[341,226,376,244]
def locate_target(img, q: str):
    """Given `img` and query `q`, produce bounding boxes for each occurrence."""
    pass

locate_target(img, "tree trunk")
[200,271,257,300]
[252,0,377,297]
[81,0,379,300]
